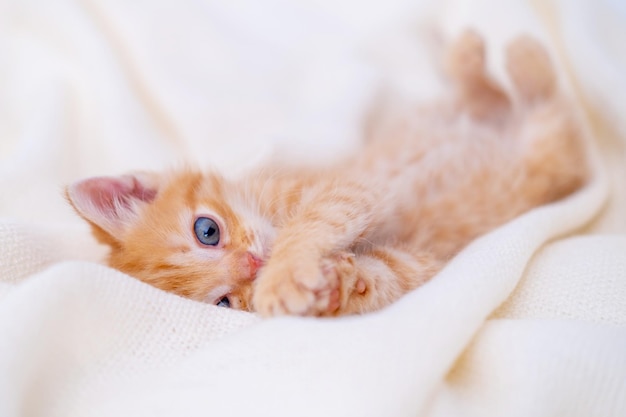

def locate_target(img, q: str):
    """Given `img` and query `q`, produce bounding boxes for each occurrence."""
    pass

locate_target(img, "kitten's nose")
[247,252,264,278]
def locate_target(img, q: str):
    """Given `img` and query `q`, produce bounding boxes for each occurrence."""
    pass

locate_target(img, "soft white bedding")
[1,0,625,416]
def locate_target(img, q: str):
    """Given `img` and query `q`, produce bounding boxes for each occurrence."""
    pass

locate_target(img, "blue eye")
[194,217,220,246]
[216,296,231,308]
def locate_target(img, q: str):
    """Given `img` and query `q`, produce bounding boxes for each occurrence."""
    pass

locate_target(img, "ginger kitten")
[66,32,588,317]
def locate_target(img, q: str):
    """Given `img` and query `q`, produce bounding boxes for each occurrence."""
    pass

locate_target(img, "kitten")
[66,32,588,317]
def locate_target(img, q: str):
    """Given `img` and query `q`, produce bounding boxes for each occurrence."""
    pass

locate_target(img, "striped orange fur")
[67,32,588,317]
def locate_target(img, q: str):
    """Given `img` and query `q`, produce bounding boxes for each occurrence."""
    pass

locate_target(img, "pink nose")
[247,252,264,277]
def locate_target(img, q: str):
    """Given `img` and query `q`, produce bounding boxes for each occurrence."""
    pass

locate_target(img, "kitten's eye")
[194,217,220,246]
[216,296,231,308]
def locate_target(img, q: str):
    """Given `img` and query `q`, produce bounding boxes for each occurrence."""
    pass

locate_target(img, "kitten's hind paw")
[445,29,487,83]
[506,35,557,103]
[445,29,510,121]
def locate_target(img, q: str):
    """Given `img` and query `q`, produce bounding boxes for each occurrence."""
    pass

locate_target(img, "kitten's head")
[66,169,275,310]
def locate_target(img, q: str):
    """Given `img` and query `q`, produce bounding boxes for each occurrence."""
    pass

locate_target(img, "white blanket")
[1,0,625,416]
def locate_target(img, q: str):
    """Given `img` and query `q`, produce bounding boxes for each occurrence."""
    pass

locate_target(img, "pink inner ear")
[68,174,158,236]
[86,176,156,212]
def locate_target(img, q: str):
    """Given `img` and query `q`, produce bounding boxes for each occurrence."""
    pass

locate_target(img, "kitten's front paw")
[252,251,356,317]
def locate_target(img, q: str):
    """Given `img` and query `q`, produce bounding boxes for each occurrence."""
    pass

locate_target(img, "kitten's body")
[67,33,588,316]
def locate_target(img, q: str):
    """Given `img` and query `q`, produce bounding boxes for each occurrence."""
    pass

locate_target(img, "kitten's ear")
[66,172,161,240]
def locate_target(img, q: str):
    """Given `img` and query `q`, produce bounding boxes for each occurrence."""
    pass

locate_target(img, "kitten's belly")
[352,132,517,255]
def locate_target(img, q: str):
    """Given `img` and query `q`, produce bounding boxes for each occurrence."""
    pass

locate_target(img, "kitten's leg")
[506,35,557,103]
[445,29,510,121]
[252,179,384,317]
[321,247,443,316]
[506,36,589,202]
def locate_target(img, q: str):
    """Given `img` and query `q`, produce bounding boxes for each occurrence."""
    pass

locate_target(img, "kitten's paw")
[506,36,556,103]
[445,29,486,83]
[445,29,510,121]
[320,251,360,315]
[252,251,356,317]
